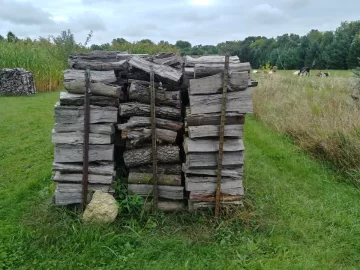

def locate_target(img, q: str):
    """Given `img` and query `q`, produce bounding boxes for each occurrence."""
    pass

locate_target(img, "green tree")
[0,35,4,42]
[175,40,192,50]
[347,35,360,69]
[7,31,18,42]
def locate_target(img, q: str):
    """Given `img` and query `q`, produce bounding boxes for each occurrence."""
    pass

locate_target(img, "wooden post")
[215,54,230,218]
[150,66,158,210]
[82,68,91,208]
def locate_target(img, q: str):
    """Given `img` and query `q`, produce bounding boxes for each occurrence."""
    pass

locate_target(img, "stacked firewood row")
[118,54,186,211]
[0,68,36,96]
[182,55,253,211]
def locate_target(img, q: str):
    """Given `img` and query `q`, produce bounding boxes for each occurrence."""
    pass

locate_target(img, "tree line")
[1,20,360,70]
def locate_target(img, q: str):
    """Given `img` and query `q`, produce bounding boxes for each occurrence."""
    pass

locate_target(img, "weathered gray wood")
[128,172,181,186]
[64,80,122,98]
[117,117,182,132]
[190,72,248,95]
[54,103,117,124]
[188,200,243,211]
[128,184,183,200]
[185,55,240,67]
[151,53,182,66]
[131,164,182,175]
[128,81,180,108]
[54,144,114,163]
[52,162,114,175]
[184,138,244,153]
[69,51,118,62]
[185,107,245,126]
[186,151,244,168]
[124,128,177,145]
[124,145,180,167]
[189,89,253,115]
[59,92,121,107]
[129,56,182,85]
[188,125,243,139]
[119,102,181,121]
[144,201,185,212]
[53,171,114,184]
[117,53,148,61]
[185,176,243,195]
[68,59,128,71]
[52,130,113,145]
[63,69,117,84]
[182,163,243,177]
[53,123,114,135]
[193,63,251,78]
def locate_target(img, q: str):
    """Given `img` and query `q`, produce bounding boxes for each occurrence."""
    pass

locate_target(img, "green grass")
[1,92,360,269]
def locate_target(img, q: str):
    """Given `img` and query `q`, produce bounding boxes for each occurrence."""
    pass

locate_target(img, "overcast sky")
[0,0,358,45]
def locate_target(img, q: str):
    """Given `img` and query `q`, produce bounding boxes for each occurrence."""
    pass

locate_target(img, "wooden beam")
[63,69,117,84]
[53,171,114,184]
[184,138,244,153]
[68,59,129,71]
[186,151,244,168]
[59,92,121,107]
[185,55,240,67]
[194,63,251,78]
[52,162,114,175]
[185,107,245,126]
[119,102,181,121]
[128,172,181,186]
[53,123,114,135]
[52,130,113,145]
[188,125,243,139]
[117,116,183,132]
[64,81,122,98]
[54,144,114,163]
[182,163,243,177]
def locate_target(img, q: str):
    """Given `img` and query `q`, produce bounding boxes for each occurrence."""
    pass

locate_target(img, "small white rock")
[83,190,118,223]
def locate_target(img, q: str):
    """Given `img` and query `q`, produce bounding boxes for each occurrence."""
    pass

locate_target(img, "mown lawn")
[1,92,360,270]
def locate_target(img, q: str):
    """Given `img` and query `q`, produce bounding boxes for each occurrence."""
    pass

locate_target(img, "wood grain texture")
[54,103,118,124]
[185,107,245,126]
[119,102,181,121]
[52,162,114,175]
[53,123,114,135]
[124,127,177,146]
[68,59,129,71]
[130,164,182,175]
[53,171,114,184]
[59,92,121,107]
[54,144,114,163]
[182,163,243,177]
[186,151,244,168]
[193,63,251,78]
[189,89,253,115]
[128,172,181,186]
[128,184,184,200]
[185,55,240,67]
[69,51,118,62]
[188,125,243,139]
[184,138,244,153]
[188,200,243,211]
[52,130,113,145]
[63,69,117,84]
[117,116,183,132]
[189,72,248,95]
[123,145,180,167]
[64,80,122,98]
[129,56,182,85]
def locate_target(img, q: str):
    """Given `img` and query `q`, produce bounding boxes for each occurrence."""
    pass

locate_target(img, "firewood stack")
[51,51,129,205]
[118,54,186,211]
[0,68,36,95]
[182,55,253,211]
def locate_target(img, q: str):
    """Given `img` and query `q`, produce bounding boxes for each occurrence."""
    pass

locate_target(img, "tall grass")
[252,73,360,180]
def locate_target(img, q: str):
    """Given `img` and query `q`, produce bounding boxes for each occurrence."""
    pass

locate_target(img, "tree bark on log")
[182,163,243,177]
[189,89,253,115]
[54,123,114,135]
[130,164,182,175]
[186,151,244,168]
[117,53,148,61]
[123,127,177,146]
[128,172,181,186]
[52,162,114,175]
[185,55,240,67]
[54,144,114,163]
[63,69,117,84]
[52,130,113,145]
[184,138,244,153]
[128,81,180,108]
[117,116,183,132]
[119,102,181,121]
[129,56,182,85]
[123,145,180,167]
[59,92,121,106]
[68,59,129,71]
[193,63,251,78]
[151,53,182,66]
[53,171,114,184]
[69,51,118,62]
[188,200,243,211]
[189,72,248,95]
[188,125,243,139]
[128,184,183,200]
[185,107,245,126]
[54,103,118,124]
[64,80,122,98]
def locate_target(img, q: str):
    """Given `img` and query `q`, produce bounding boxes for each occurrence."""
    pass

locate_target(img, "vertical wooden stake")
[150,66,158,210]
[82,68,91,209]
[215,54,229,218]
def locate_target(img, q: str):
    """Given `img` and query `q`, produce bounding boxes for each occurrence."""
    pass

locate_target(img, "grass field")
[1,91,360,269]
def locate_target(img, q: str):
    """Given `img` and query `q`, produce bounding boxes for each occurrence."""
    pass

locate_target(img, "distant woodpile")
[0,68,36,96]
[51,50,255,211]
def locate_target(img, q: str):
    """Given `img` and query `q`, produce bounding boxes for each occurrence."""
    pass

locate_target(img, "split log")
[185,55,240,67]
[129,56,182,85]
[128,81,180,108]
[69,51,118,62]
[53,123,114,135]
[117,116,183,132]
[119,102,181,121]
[185,176,243,196]
[185,108,245,126]
[131,164,182,175]
[52,162,114,175]
[54,144,114,163]
[127,79,178,91]
[123,145,180,167]
[188,125,243,139]
[117,53,148,61]
[68,59,128,71]
[52,130,113,145]
[184,138,244,153]
[53,171,114,184]
[144,201,185,212]
[63,69,117,84]
[182,163,243,178]
[188,200,243,211]
[59,92,121,107]
[64,80,122,98]
[127,70,150,82]
[128,172,181,186]
[189,195,242,203]
[186,151,244,168]
[194,63,251,78]
[189,72,248,95]
[54,103,118,124]
[189,89,253,115]
[124,128,177,145]
[151,53,182,66]
[128,184,183,200]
